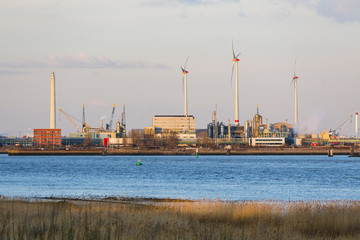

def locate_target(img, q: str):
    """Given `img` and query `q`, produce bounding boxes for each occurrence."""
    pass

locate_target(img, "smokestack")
[50,72,56,129]
[356,112,358,138]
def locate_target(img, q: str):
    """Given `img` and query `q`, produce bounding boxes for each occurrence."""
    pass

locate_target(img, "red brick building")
[33,129,61,146]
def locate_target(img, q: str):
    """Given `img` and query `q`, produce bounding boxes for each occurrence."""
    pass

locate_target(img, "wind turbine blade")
[184,56,189,70]
[231,62,235,87]
[236,53,241,59]
[232,40,235,59]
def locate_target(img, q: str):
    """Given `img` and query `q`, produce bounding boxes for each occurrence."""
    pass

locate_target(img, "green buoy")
[136,157,142,165]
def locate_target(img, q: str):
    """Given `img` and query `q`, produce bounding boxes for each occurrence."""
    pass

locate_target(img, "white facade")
[109,138,132,146]
[152,115,195,133]
[249,137,285,146]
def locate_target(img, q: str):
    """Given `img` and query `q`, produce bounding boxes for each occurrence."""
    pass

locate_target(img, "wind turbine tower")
[356,112,358,138]
[181,57,189,117]
[292,60,299,126]
[232,43,241,125]
[50,72,56,129]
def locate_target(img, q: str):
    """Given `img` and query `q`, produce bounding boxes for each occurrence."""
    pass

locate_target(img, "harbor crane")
[331,114,353,138]
[82,104,86,130]
[59,108,82,132]
[106,104,116,130]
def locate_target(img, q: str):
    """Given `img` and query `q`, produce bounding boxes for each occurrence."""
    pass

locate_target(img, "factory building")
[62,104,128,146]
[249,137,285,146]
[69,132,115,139]
[206,105,294,146]
[33,129,61,147]
[207,122,228,139]
[146,115,196,140]
[267,122,294,138]
[153,115,195,132]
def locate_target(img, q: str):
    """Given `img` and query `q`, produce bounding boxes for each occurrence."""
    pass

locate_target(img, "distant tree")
[130,130,144,148]
[83,133,92,147]
[198,131,209,148]
[166,131,178,149]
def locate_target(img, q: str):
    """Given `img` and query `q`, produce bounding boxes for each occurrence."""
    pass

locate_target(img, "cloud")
[2,54,170,69]
[144,0,236,7]
[315,0,360,22]
[144,0,360,22]
[295,0,360,22]
[89,99,107,107]
[0,70,28,75]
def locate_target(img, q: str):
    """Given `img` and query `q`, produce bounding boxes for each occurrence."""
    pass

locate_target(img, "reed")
[0,198,360,239]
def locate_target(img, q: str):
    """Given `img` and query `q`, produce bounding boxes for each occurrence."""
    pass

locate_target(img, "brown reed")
[0,198,360,239]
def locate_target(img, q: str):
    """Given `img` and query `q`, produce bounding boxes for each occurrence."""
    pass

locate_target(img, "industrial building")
[33,129,61,147]
[206,105,294,146]
[249,137,285,146]
[145,115,196,140]
[62,104,128,146]
[153,115,195,133]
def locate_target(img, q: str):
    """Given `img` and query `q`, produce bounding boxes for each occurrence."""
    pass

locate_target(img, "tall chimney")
[356,112,358,138]
[50,72,56,129]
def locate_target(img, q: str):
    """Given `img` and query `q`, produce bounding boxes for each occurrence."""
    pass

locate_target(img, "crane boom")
[106,104,116,130]
[59,108,82,132]
[334,114,353,136]
[82,104,85,129]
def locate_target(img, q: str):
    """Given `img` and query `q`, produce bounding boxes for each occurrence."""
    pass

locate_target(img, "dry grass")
[0,198,360,240]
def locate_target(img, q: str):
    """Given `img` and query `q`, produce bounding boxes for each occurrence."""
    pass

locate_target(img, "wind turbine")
[231,42,241,125]
[181,56,189,117]
[291,59,299,126]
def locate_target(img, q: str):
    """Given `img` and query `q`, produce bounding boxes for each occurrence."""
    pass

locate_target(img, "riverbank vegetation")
[0,198,360,239]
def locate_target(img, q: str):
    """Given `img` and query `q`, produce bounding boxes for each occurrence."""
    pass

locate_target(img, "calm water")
[0,154,359,201]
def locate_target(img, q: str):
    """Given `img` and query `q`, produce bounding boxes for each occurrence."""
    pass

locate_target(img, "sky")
[1,0,360,137]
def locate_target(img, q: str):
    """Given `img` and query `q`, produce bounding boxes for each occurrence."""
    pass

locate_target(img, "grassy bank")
[1,198,360,239]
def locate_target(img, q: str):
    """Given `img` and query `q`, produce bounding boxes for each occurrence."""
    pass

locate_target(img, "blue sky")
[1,0,360,136]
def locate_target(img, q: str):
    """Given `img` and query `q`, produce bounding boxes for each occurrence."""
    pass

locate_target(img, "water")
[0,154,360,201]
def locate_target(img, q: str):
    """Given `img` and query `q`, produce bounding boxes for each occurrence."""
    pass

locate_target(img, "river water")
[0,154,359,201]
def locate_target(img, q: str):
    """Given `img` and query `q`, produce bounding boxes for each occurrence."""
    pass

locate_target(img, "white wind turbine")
[291,59,299,126]
[231,42,241,125]
[181,56,189,117]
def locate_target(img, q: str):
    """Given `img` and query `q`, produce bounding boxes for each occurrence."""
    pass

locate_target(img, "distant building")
[206,105,294,145]
[33,129,61,146]
[147,115,196,140]
[152,115,195,133]
[69,132,115,139]
[249,137,285,146]
[267,122,294,138]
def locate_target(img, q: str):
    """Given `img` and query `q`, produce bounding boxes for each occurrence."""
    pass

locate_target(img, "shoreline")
[3,147,355,156]
[1,195,358,204]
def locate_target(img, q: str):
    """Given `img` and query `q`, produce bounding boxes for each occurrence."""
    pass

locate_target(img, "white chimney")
[50,72,56,129]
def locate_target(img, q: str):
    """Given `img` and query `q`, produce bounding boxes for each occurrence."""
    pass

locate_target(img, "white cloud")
[90,99,107,107]
[0,70,28,75]
[2,54,170,69]
[316,0,360,22]
[143,0,236,7]
[150,0,360,22]
[295,0,360,22]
